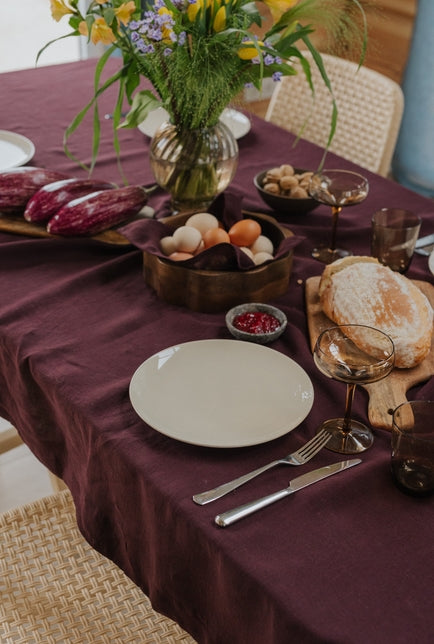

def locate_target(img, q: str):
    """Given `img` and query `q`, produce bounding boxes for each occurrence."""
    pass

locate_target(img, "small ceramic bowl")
[226,302,287,344]
[254,169,318,215]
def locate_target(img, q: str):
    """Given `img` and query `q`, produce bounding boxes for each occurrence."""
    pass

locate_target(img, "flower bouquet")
[44,0,367,208]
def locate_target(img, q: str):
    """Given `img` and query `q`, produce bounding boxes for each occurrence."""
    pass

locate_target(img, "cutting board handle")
[364,381,408,430]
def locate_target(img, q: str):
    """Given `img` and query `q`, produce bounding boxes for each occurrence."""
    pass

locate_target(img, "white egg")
[194,239,205,255]
[250,235,274,255]
[185,212,219,236]
[239,246,254,260]
[160,235,177,256]
[173,225,202,253]
[253,251,274,265]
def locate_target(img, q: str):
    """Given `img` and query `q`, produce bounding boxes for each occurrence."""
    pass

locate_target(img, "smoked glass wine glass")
[314,325,395,454]
[308,169,369,264]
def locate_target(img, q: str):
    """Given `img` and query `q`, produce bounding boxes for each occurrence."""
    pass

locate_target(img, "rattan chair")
[0,421,66,492]
[265,52,404,177]
[0,425,23,455]
[0,489,197,643]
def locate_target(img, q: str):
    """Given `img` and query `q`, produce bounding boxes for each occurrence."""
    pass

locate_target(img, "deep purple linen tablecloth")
[1,60,433,644]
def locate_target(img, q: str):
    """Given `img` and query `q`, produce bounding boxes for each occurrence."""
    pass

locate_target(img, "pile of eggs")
[160,212,275,265]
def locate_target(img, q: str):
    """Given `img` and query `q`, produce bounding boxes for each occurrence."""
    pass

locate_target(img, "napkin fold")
[119,191,304,271]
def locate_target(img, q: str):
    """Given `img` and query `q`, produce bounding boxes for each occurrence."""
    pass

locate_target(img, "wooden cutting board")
[305,275,434,430]
[0,212,130,245]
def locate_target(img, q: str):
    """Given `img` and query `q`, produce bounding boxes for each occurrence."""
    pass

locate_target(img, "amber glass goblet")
[308,169,369,264]
[314,324,395,454]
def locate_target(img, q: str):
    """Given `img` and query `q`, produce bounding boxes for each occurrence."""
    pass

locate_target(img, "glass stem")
[330,206,342,251]
[342,383,357,433]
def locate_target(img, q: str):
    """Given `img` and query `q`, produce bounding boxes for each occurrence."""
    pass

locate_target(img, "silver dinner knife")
[214,459,362,527]
[415,232,434,249]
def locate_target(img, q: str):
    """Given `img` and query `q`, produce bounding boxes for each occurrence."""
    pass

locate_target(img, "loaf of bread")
[319,256,433,368]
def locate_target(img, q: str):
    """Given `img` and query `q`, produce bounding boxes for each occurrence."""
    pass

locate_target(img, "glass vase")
[149,120,239,212]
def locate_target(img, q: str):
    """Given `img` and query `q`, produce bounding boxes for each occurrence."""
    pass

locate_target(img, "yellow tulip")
[262,0,298,22]
[187,0,202,22]
[78,21,89,38]
[79,17,116,45]
[237,40,264,60]
[187,0,212,23]
[213,6,226,33]
[50,0,74,22]
[115,1,137,27]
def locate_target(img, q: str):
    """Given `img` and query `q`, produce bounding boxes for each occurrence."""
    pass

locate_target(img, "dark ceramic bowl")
[254,169,319,215]
[226,302,287,344]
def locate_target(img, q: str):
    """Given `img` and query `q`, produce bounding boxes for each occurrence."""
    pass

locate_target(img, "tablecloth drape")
[1,60,433,644]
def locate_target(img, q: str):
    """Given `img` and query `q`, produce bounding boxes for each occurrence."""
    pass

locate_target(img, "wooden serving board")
[305,275,434,430]
[0,212,130,246]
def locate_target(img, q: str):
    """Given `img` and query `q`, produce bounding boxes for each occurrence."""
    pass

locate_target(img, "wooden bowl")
[142,210,294,312]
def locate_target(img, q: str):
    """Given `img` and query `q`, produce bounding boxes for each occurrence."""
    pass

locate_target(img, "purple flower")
[264,54,274,66]
[272,71,282,82]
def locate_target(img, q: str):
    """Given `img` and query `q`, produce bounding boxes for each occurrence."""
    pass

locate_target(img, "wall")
[364,0,417,83]
[243,0,417,118]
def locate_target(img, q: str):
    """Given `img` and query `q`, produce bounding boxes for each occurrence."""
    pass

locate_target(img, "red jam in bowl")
[233,311,281,335]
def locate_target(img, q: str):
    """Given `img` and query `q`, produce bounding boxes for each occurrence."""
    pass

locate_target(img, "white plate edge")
[0,129,35,170]
[129,339,314,448]
[137,108,250,140]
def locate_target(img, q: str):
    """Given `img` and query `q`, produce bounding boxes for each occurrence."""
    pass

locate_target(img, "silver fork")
[192,429,331,505]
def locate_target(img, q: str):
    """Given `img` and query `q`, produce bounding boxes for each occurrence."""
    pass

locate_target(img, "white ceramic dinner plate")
[138,107,251,140]
[0,130,35,171]
[129,339,314,448]
[429,250,434,276]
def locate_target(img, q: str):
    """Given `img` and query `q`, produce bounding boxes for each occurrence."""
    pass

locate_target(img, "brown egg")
[203,227,231,248]
[228,219,261,247]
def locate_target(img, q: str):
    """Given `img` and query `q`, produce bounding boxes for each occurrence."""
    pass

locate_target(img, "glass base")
[312,246,353,264]
[317,418,374,454]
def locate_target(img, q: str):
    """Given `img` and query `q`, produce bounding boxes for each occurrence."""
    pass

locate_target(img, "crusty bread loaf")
[319,256,433,368]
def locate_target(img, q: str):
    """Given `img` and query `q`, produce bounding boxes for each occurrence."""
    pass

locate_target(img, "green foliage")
[41,0,368,171]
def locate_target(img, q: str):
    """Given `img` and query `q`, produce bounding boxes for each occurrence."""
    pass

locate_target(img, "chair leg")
[0,424,67,493]
[48,471,68,492]
[0,427,23,454]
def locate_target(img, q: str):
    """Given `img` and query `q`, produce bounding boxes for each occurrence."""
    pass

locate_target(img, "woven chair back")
[265,52,404,177]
